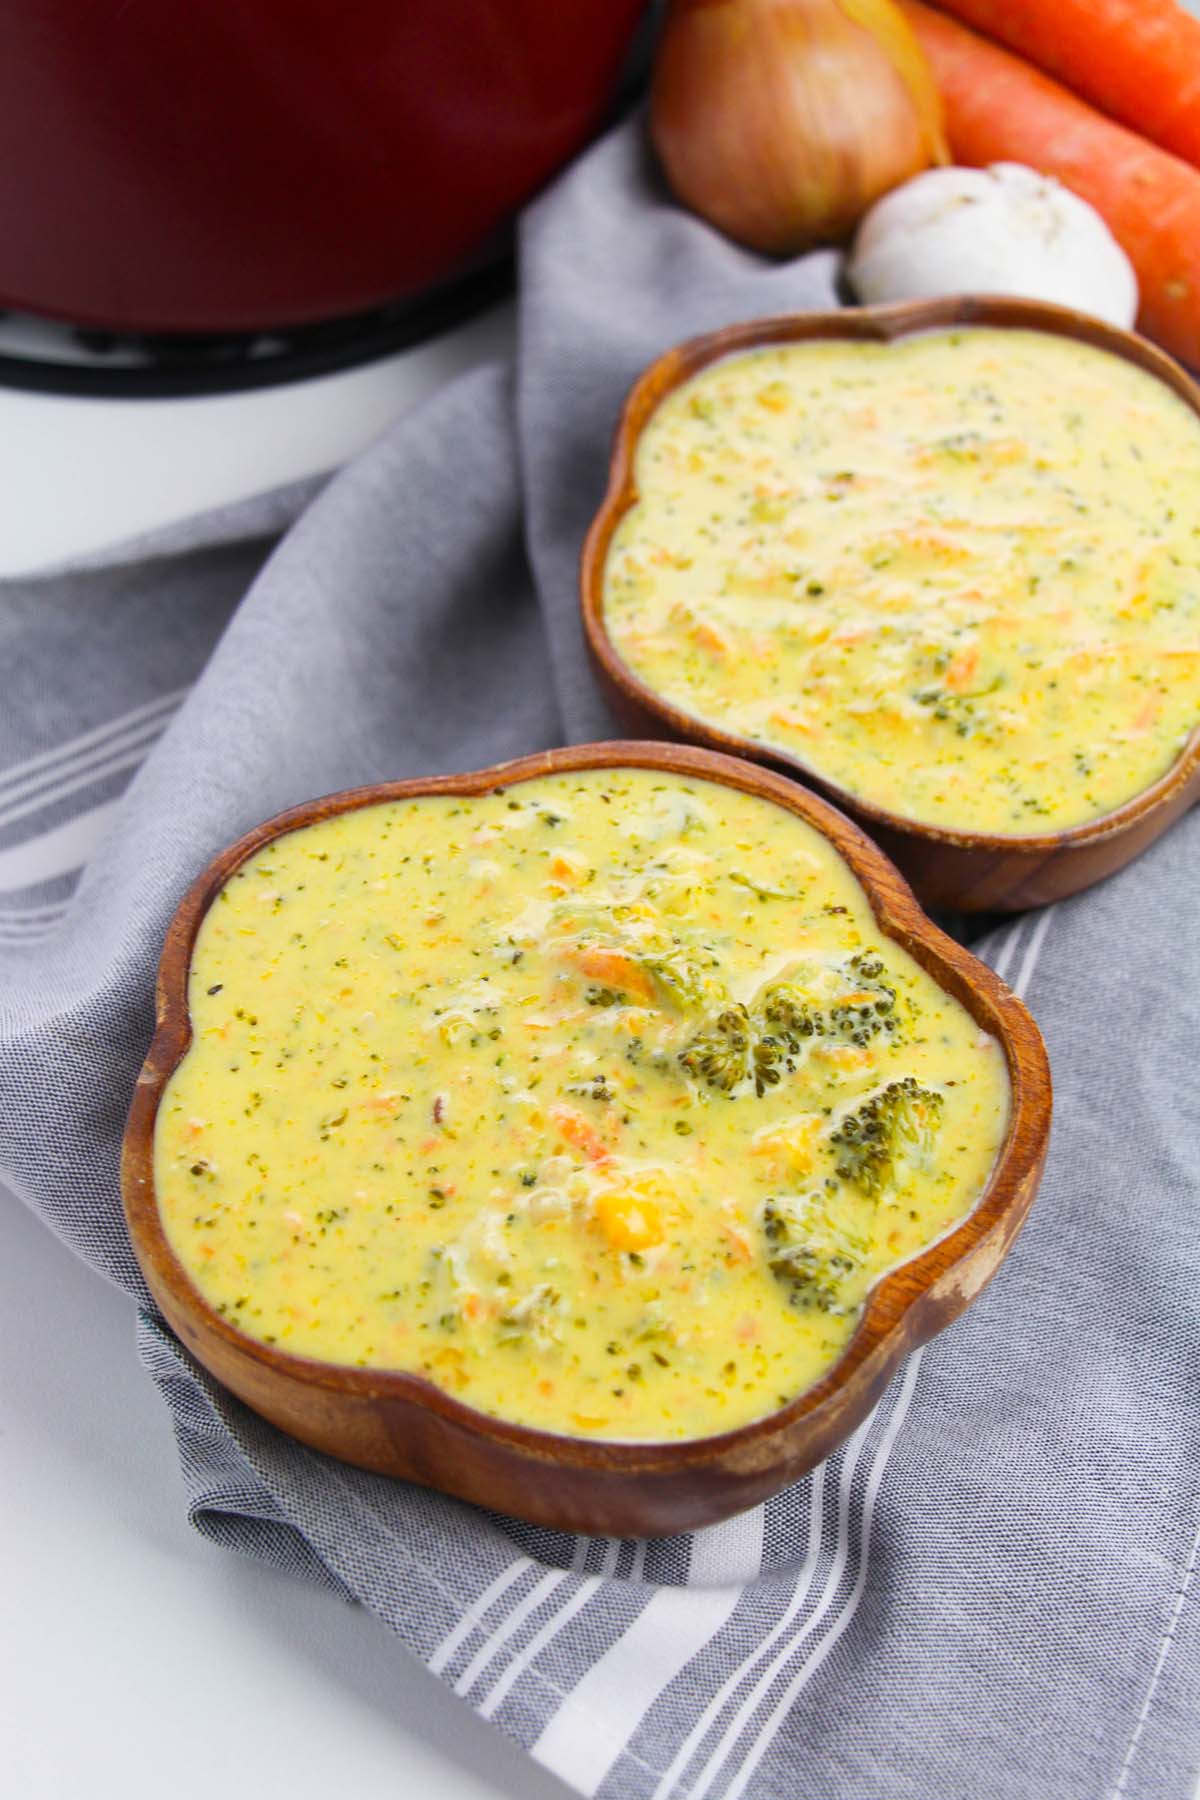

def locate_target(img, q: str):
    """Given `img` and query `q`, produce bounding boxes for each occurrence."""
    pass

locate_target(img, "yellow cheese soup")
[602,329,1200,833]
[155,770,1009,1441]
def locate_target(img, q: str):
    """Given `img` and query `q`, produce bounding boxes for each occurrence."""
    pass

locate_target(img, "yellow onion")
[651,0,949,253]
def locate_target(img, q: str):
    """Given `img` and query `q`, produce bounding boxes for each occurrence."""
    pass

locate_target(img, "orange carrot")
[1132,693,1162,733]
[719,1221,754,1263]
[691,621,733,658]
[550,1103,611,1164]
[565,945,657,1006]
[944,644,980,690]
[925,0,1200,169]
[902,1,1200,367]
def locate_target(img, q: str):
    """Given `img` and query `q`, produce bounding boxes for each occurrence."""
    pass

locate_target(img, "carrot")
[363,1091,402,1115]
[768,707,817,734]
[944,644,980,690]
[924,0,1200,169]
[691,621,733,658]
[901,1,1200,368]
[814,1043,875,1071]
[719,1221,754,1263]
[549,1103,611,1164]
[564,945,657,1006]
[1131,693,1162,733]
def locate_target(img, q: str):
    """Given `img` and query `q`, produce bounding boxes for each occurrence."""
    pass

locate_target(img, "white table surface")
[0,306,576,1800]
[1,1189,573,1800]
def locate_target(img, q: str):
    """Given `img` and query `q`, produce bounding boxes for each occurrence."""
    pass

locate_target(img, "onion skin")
[651,0,948,254]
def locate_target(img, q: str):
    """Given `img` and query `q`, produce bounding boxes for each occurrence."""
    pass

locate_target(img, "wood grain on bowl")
[581,296,1200,912]
[122,742,1050,1537]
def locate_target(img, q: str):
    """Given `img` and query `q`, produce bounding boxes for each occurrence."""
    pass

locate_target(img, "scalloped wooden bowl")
[122,742,1050,1537]
[582,296,1200,912]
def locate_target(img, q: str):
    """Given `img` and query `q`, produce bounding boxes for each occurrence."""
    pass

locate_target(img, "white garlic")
[848,162,1137,330]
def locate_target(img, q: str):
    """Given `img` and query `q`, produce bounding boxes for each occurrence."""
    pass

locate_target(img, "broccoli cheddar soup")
[602,329,1200,833]
[155,770,1009,1441]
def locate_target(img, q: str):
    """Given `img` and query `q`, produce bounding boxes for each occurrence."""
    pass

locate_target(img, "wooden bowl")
[122,741,1050,1537]
[581,296,1200,912]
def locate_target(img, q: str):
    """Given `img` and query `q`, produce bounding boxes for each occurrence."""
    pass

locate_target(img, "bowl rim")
[122,739,1051,1474]
[580,293,1200,857]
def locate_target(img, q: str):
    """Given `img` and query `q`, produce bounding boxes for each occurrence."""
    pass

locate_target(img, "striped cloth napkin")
[1,117,1197,1800]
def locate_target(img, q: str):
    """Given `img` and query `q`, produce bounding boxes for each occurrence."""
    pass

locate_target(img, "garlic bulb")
[848,162,1138,328]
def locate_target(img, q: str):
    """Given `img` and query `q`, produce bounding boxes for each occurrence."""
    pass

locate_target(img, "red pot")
[0,1,645,333]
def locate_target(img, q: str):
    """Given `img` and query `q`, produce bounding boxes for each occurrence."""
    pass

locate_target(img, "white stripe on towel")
[533,1579,748,1795]
[0,688,186,802]
[647,1464,832,1800]
[0,920,65,947]
[0,704,182,829]
[688,1506,766,1589]
[479,1540,623,1721]
[1110,1514,1200,1799]
[459,1504,765,1733]
[453,1569,570,1697]
[0,742,158,833]
[1012,909,1054,1005]
[0,904,68,936]
[647,1461,834,1800]
[686,1382,909,1800]
[528,1503,771,1791]
[427,1556,534,1677]
[0,800,121,892]
[990,917,1026,984]
[720,1355,925,1800]
[0,900,70,922]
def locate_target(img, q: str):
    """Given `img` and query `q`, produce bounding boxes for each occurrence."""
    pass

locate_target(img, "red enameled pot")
[0,0,645,333]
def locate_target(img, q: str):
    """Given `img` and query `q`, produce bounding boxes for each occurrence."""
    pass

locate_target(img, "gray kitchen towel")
[1,116,1198,1800]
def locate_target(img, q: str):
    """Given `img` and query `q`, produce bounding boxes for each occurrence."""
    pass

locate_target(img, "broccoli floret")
[757,952,898,1051]
[828,951,898,1048]
[679,1004,755,1091]
[831,1076,944,1197]
[750,1036,786,1095]
[761,1191,863,1313]
[679,1004,785,1096]
[680,953,902,1099]
[758,981,822,1048]
[644,947,724,1014]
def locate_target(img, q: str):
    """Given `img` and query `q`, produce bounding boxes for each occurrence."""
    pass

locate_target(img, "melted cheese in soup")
[603,329,1200,832]
[156,770,1008,1440]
